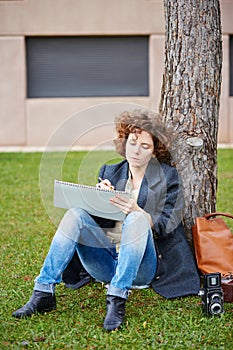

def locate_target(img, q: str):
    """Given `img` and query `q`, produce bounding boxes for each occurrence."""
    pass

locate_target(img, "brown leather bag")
[192,212,233,276]
[221,275,233,302]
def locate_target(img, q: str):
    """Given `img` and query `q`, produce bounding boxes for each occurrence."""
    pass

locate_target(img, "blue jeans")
[34,208,157,299]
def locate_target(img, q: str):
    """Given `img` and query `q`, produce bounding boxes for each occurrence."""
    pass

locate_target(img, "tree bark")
[160,0,222,243]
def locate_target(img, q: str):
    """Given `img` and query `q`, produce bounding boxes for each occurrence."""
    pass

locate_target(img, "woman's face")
[125,130,154,171]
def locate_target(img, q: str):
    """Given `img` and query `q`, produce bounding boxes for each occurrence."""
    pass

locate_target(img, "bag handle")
[204,212,233,220]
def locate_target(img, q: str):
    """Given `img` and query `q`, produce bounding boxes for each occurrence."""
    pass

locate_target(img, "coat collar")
[137,158,163,208]
[110,158,164,209]
[144,157,164,189]
[112,157,163,190]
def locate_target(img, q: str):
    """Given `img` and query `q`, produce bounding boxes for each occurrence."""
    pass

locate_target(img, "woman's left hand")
[110,194,154,227]
[110,194,141,215]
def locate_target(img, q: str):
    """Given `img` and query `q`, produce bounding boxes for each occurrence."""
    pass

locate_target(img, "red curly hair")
[113,109,172,164]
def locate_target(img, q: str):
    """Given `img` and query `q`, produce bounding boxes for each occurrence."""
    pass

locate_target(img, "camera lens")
[210,302,222,315]
[210,293,223,315]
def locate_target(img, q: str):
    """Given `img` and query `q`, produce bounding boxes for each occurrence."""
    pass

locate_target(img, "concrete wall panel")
[229,98,233,144]
[0,37,26,145]
[0,0,165,36]
[219,35,230,143]
[149,35,165,111]
[26,97,150,146]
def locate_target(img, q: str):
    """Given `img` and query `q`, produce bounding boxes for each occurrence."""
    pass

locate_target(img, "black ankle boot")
[12,290,56,318]
[103,295,126,331]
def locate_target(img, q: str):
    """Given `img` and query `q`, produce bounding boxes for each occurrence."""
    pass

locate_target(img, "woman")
[12,109,200,331]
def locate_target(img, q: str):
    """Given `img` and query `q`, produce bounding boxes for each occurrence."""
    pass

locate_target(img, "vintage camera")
[199,273,224,315]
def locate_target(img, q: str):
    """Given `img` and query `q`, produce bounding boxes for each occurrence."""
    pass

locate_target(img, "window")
[26,36,149,98]
[230,35,233,96]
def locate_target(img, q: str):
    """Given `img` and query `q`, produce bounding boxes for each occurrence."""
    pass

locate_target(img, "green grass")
[0,150,232,349]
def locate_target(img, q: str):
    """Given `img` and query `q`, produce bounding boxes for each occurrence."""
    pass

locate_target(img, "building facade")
[0,0,232,148]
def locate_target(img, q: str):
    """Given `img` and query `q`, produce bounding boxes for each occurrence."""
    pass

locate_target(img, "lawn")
[0,149,232,349]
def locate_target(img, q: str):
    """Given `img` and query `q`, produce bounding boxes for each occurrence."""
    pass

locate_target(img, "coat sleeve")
[91,163,116,228]
[98,164,106,181]
[151,166,184,239]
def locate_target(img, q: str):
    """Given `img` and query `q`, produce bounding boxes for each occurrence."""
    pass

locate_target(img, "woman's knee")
[63,207,88,223]
[58,207,88,238]
[122,211,151,243]
[124,211,150,229]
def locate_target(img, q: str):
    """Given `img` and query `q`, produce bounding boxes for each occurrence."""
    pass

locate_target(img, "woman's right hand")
[96,178,114,191]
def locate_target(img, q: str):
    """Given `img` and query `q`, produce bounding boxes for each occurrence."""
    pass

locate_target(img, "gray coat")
[96,158,200,299]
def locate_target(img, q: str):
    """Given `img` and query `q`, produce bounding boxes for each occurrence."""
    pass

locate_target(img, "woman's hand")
[110,194,140,215]
[96,178,114,191]
[110,194,154,227]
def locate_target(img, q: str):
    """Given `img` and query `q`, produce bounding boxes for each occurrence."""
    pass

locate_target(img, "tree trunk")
[160,0,222,244]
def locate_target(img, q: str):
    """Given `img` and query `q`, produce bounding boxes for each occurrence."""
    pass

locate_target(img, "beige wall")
[0,0,165,35]
[219,35,230,144]
[0,0,232,147]
[0,36,26,145]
